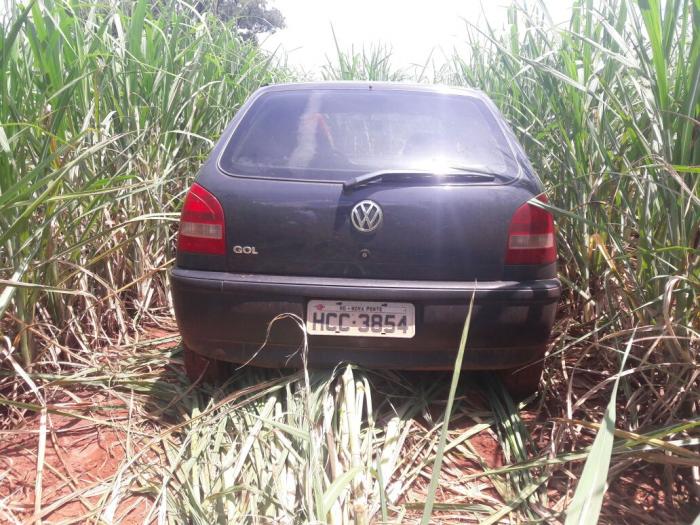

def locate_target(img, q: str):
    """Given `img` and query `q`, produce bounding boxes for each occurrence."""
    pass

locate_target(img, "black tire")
[498,361,544,398]
[183,345,229,385]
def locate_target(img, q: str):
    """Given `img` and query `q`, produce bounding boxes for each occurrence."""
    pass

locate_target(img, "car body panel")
[192,176,541,280]
[171,268,560,369]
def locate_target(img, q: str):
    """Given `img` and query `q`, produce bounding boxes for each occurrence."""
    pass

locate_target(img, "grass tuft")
[1,0,698,522]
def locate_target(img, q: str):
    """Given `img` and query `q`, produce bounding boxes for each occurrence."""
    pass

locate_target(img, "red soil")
[0,395,151,524]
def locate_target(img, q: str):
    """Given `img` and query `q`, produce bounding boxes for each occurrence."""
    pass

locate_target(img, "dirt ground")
[0,406,507,524]
[1,401,508,524]
[1,329,697,524]
[0,346,510,524]
[0,392,152,524]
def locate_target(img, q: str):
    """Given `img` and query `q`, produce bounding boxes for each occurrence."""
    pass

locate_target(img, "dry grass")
[1,0,699,522]
[1,309,698,523]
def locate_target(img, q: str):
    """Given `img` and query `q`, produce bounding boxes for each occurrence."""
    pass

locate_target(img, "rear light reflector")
[508,233,555,250]
[177,183,225,255]
[179,222,222,239]
[505,194,556,265]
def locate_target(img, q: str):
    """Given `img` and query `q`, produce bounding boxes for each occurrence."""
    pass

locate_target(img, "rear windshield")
[220,88,518,182]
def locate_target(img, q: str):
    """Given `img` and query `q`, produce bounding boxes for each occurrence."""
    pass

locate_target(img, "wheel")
[498,361,544,398]
[183,345,229,385]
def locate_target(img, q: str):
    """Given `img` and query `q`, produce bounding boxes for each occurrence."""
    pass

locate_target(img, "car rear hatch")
[198,86,545,281]
[214,178,539,280]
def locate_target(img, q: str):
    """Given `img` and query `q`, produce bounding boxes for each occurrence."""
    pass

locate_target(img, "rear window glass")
[220,89,518,181]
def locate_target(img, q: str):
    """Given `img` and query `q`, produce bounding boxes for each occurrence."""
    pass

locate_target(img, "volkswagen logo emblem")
[351,200,383,233]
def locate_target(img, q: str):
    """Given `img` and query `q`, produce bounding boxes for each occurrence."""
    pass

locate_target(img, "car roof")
[255,81,488,100]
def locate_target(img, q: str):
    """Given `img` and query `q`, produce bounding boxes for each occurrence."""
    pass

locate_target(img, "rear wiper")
[343,168,496,190]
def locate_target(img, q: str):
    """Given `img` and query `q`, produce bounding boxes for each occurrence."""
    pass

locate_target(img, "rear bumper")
[170,268,561,370]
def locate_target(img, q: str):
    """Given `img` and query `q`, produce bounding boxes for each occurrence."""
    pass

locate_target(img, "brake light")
[505,194,556,265]
[177,183,225,255]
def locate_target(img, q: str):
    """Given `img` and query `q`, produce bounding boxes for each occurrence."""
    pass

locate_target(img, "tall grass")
[0,0,289,365]
[441,0,699,447]
[444,2,699,520]
[448,0,698,331]
[1,0,698,523]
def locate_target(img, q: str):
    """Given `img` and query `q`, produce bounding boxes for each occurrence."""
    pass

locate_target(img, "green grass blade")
[564,329,635,525]
[321,466,361,518]
[420,290,475,525]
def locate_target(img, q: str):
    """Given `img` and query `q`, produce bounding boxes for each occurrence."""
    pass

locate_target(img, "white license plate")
[306,300,415,338]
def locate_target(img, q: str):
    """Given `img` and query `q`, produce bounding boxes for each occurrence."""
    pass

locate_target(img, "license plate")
[306,300,415,338]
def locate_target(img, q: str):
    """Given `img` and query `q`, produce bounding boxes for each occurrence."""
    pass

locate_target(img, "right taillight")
[177,183,225,255]
[505,194,556,265]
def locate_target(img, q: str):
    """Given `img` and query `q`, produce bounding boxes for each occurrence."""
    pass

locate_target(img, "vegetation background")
[0,0,698,523]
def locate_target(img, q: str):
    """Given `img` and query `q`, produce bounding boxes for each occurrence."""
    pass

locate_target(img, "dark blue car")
[171,82,560,395]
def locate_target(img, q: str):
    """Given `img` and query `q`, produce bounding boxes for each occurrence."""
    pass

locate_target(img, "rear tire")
[183,345,229,385]
[498,361,544,398]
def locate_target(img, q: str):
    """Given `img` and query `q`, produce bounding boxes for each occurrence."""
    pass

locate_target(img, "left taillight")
[177,183,225,255]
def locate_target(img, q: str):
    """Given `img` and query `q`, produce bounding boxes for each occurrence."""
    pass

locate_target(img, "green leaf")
[564,330,635,525]
[420,290,476,524]
[321,466,361,518]
[127,0,148,60]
